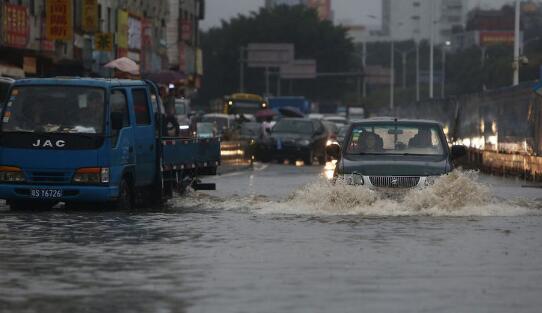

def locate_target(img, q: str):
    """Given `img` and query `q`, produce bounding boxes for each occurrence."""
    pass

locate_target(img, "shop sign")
[46,0,73,41]
[2,4,29,48]
[23,56,37,74]
[82,0,98,33]
[128,16,142,50]
[480,31,515,46]
[95,32,113,51]
[117,10,129,49]
[196,48,203,76]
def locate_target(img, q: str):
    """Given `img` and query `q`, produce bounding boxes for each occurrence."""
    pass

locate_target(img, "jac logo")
[32,139,66,148]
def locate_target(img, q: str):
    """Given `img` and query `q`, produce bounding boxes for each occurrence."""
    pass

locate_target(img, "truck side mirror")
[111,112,124,131]
[451,145,467,160]
[326,142,341,160]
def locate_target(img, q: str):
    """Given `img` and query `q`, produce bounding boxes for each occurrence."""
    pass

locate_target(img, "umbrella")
[144,70,186,85]
[104,57,139,75]
[279,106,304,118]
[255,109,277,119]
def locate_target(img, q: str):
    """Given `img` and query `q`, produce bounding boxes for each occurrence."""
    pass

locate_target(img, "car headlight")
[424,176,438,186]
[298,139,311,146]
[73,167,110,184]
[344,172,364,185]
[0,166,25,183]
[179,125,190,130]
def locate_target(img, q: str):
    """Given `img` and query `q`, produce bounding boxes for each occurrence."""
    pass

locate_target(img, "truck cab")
[0,78,220,210]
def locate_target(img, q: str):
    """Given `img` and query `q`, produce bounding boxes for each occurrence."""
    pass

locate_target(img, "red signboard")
[180,19,192,42]
[480,31,515,46]
[2,4,29,48]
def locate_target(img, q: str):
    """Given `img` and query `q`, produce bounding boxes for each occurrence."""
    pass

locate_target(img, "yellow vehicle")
[224,93,267,115]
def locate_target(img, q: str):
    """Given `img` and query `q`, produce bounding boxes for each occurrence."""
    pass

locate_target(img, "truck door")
[110,89,135,170]
[130,88,156,186]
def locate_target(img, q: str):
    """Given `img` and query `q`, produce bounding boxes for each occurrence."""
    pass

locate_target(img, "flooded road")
[1,164,542,313]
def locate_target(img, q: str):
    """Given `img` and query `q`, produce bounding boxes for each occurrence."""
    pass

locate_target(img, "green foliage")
[199,5,355,107]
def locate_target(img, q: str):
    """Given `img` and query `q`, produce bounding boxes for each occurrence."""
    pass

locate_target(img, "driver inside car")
[357,132,383,153]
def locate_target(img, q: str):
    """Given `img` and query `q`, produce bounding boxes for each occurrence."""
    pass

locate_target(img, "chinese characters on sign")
[128,16,142,50]
[95,32,113,51]
[82,0,98,33]
[46,0,73,41]
[2,4,29,48]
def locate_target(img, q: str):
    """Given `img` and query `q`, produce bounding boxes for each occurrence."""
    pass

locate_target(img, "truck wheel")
[112,178,133,210]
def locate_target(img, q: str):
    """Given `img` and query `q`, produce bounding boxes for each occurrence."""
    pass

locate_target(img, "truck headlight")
[0,166,25,183]
[298,139,310,146]
[73,167,110,184]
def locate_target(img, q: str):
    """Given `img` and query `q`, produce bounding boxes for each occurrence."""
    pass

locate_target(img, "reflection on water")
[1,169,542,313]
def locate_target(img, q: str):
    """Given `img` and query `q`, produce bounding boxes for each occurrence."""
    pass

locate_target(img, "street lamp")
[441,40,451,99]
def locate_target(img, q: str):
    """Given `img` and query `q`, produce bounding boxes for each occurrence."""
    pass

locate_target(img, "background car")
[202,113,235,140]
[196,122,216,139]
[264,118,328,165]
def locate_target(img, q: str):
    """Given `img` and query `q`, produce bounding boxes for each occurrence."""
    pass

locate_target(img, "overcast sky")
[201,0,522,30]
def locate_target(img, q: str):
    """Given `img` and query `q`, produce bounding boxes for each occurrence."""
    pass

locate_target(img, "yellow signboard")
[46,0,73,41]
[95,32,113,51]
[82,0,98,33]
[117,10,129,49]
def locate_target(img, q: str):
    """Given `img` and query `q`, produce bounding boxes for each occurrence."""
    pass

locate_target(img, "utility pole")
[416,40,420,102]
[441,45,447,98]
[390,40,395,110]
[513,0,520,86]
[239,47,245,92]
[265,67,270,96]
[362,41,367,97]
[401,52,407,89]
[429,0,435,99]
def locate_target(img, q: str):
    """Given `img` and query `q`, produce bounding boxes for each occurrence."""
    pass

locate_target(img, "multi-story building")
[0,0,202,78]
[265,0,333,21]
[382,0,468,43]
[166,0,205,78]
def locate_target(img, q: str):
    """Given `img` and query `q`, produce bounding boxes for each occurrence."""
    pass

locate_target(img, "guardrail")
[461,149,542,182]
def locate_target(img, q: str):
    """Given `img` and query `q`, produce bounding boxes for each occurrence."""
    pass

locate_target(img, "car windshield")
[346,123,445,156]
[0,81,12,104]
[2,86,105,134]
[272,119,313,134]
[231,100,261,115]
[197,122,214,135]
[175,100,190,115]
[202,116,228,131]
[240,123,261,136]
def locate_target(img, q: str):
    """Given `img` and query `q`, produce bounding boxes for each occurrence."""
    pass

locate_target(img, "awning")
[0,64,25,79]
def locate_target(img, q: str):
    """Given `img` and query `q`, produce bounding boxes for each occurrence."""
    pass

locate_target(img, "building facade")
[0,0,203,79]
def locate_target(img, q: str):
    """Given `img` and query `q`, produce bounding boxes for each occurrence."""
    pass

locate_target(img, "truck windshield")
[2,86,105,134]
[346,123,445,156]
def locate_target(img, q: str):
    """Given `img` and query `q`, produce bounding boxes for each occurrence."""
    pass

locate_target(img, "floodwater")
[1,164,542,313]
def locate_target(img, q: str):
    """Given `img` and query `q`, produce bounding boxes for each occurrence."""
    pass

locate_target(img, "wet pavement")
[1,164,542,313]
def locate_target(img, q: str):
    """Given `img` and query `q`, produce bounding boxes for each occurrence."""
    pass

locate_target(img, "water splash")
[179,170,541,217]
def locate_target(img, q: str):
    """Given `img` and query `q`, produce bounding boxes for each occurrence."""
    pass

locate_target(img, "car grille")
[369,176,420,188]
[28,171,71,184]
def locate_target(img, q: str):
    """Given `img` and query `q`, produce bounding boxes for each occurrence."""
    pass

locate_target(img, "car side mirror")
[326,142,341,160]
[111,112,124,131]
[451,145,467,160]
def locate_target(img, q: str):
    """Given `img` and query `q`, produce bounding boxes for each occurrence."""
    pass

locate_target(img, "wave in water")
[178,171,541,217]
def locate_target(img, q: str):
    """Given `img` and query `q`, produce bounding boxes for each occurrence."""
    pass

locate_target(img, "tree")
[199,5,355,107]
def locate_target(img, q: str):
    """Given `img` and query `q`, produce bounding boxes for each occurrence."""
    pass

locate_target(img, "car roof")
[13,77,148,88]
[203,113,234,119]
[352,117,442,126]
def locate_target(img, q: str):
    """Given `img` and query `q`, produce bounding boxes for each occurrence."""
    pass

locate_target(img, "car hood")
[271,132,311,141]
[340,154,450,176]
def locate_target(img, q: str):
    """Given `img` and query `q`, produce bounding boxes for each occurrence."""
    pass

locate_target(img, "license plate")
[30,189,63,199]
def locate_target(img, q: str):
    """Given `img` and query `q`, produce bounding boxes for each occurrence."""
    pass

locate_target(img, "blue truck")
[0,78,220,210]
[267,97,311,114]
